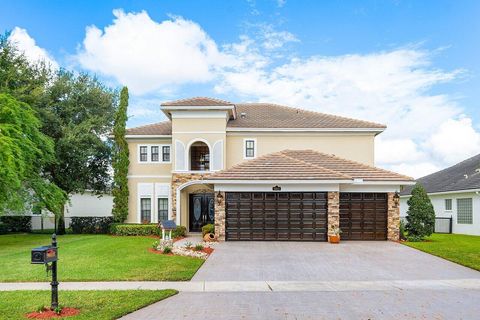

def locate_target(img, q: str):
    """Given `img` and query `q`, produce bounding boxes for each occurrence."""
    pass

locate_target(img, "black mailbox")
[31,245,58,264]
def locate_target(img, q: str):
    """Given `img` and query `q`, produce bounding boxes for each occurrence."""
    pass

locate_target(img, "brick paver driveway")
[193,241,480,281]
[122,241,480,319]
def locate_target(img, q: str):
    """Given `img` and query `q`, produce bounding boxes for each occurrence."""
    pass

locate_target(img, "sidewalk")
[2,278,480,292]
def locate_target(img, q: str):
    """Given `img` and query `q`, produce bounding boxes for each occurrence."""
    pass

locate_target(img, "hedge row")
[109,223,186,238]
[70,217,114,234]
[0,216,32,233]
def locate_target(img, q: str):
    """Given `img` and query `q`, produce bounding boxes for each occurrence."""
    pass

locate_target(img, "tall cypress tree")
[111,87,130,222]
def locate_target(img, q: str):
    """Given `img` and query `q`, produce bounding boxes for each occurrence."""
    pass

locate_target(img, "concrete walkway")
[2,278,480,292]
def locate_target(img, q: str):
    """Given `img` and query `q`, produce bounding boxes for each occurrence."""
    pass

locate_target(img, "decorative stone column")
[327,191,340,235]
[170,173,209,220]
[214,191,226,241]
[387,192,400,241]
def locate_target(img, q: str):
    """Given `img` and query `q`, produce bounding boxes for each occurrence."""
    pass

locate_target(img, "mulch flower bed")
[147,248,173,256]
[26,307,80,319]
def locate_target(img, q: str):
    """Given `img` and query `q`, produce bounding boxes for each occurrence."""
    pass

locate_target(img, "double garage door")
[225,192,387,241]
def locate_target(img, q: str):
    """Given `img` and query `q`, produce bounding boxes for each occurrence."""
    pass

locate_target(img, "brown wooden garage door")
[339,193,388,240]
[225,192,328,241]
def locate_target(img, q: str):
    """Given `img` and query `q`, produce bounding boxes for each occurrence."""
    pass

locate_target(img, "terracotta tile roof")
[208,151,351,180]
[228,103,386,129]
[161,97,234,106]
[126,121,172,135]
[209,150,413,181]
[126,98,386,136]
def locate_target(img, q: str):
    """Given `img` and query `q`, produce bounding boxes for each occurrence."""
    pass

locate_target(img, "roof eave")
[160,105,236,120]
[226,127,386,133]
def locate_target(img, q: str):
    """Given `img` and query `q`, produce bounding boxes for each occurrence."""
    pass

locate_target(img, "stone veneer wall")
[170,173,210,220]
[214,191,226,240]
[327,191,339,235]
[387,192,400,241]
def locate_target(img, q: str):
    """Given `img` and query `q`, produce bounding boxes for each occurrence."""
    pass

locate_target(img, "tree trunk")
[56,204,66,235]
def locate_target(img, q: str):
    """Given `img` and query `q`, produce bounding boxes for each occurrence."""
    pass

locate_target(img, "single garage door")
[225,192,328,241]
[339,193,388,240]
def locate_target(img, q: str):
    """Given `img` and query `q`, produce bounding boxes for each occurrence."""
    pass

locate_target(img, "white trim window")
[139,146,148,162]
[444,198,452,212]
[157,198,169,222]
[140,198,152,223]
[243,138,257,159]
[138,144,172,163]
[162,146,171,162]
[457,198,473,224]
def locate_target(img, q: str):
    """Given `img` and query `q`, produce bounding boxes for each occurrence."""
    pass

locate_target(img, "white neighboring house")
[400,154,480,236]
[31,191,113,230]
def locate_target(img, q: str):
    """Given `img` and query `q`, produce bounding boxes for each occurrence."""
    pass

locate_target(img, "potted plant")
[328,227,342,243]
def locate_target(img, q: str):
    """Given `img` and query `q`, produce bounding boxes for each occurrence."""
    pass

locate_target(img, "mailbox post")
[31,234,59,309]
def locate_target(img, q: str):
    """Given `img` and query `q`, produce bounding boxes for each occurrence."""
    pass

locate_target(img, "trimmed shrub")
[201,223,215,237]
[109,223,187,238]
[172,226,186,238]
[0,216,31,232]
[0,222,8,234]
[109,223,159,236]
[406,183,435,241]
[70,217,114,234]
[163,246,172,254]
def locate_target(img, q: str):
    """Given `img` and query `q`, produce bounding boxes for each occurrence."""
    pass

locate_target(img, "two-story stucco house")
[125,97,413,241]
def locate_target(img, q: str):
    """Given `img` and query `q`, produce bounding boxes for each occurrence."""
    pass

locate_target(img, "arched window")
[190,141,210,171]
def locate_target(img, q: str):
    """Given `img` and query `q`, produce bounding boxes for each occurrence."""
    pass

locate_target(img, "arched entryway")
[189,141,210,171]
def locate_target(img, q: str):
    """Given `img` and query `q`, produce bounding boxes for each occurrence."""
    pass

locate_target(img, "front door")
[189,194,215,232]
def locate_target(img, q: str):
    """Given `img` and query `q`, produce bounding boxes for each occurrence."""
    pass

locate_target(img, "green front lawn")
[403,233,480,271]
[0,234,203,282]
[0,290,176,320]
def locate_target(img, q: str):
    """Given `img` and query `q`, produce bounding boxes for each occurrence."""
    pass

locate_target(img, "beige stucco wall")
[127,138,173,176]
[226,133,375,167]
[127,177,171,223]
[172,116,227,172]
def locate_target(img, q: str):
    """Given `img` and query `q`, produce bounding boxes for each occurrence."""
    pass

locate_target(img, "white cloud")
[215,42,477,178]
[72,10,479,178]
[75,10,225,95]
[8,27,58,69]
[425,117,480,164]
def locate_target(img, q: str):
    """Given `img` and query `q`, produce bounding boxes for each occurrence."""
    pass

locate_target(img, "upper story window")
[138,144,171,163]
[162,146,171,162]
[190,141,210,171]
[151,146,159,162]
[444,199,452,211]
[457,198,473,224]
[139,146,148,162]
[244,138,256,159]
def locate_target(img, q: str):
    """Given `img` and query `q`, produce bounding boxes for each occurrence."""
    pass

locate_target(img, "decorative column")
[387,192,400,241]
[327,191,340,235]
[214,191,226,241]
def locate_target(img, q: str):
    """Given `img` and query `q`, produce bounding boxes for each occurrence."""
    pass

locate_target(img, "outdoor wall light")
[393,191,400,206]
[216,191,224,205]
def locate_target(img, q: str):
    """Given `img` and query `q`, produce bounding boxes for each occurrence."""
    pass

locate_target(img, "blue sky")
[2,0,479,178]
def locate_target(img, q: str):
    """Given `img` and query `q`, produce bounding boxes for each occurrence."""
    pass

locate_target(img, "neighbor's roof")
[401,154,480,195]
[126,98,385,135]
[208,150,413,181]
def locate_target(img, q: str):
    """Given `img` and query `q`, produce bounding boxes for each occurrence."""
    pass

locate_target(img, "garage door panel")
[226,192,327,241]
[340,192,387,241]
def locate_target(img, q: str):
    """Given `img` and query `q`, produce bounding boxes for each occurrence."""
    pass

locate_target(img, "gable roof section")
[126,98,386,136]
[401,154,480,195]
[228,103,386,130]
[209,150,412,182]
[161,97,234,106]
[126,121,172,136]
